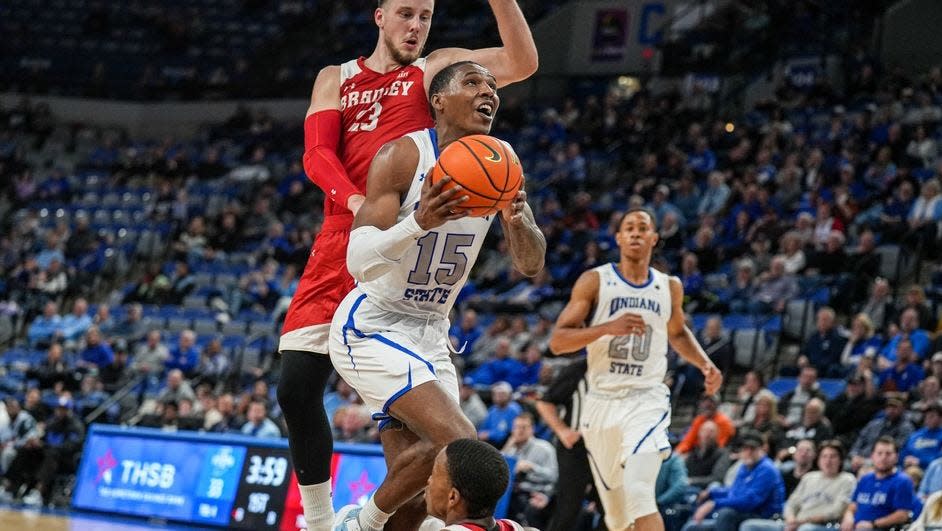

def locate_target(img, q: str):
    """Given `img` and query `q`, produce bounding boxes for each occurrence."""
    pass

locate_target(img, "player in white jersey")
[548,208,722,531]
[329,61,546,531]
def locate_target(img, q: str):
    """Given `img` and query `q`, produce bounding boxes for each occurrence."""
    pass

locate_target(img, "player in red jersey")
[275,1,538,530]
[425,438,536,531]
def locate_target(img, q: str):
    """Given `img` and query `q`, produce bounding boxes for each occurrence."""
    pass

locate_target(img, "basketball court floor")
[0,507,195,530]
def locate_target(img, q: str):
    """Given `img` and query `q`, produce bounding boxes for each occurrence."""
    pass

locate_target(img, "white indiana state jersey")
[585,264,673,396]
[357,128,493,319]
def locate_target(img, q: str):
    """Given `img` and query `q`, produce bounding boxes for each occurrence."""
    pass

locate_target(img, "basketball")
[428,134,524,217]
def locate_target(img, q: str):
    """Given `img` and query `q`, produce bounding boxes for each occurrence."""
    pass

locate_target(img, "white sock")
[359,496,393,531]
[300,480,334,531]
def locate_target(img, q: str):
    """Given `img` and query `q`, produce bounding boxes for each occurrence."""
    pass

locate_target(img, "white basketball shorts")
[581,384,672,529]
[328,287,459,430]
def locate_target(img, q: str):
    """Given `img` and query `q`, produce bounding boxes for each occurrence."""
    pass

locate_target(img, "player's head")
[615,207,658,262]
[375,0,434,65]
[428,61,499,135]
[426,438,509,522]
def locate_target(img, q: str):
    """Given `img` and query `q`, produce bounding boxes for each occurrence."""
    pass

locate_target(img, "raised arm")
[666,277,722,395]
[347,138,470,282]
[425,0,538,88]
[498,181,545,277]
[302,66,364,214]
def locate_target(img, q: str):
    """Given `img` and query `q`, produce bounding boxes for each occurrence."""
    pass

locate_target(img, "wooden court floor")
[0,508,193,530]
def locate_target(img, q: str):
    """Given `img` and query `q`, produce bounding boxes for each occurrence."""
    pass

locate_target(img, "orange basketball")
[428,134,523,217]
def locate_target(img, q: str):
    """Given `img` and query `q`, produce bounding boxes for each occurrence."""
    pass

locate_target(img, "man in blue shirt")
[449,309,483,356]
[469,339,525,388]
[478,382,522,448]
[58,298,92,343]
[684,432,785,531]
[881,308,931,362]
[77,327,114,370]
[901,402,942,470]
[878,339,925,395]
[165,329,200,377]
[841,436,916,531]
[27,301,62,348]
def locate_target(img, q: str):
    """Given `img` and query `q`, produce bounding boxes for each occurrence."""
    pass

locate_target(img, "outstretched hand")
[415,175,470,230]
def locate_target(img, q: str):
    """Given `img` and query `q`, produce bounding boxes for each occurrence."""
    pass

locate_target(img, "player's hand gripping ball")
[428,134,523,217]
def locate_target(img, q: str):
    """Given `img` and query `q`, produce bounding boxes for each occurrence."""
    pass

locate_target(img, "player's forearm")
[489,0,538,82]
[670,327,716,371]
[505,205,545,277]
[303,111,360,207]
[549,325,608,355]
[534,401,567,435]
[346,213,427,282]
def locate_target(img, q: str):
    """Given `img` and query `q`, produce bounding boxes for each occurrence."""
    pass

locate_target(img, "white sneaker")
[21,489,43,507]
[333,504,362,531]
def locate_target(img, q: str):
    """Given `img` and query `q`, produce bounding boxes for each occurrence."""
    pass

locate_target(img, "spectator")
[26,343,72,390]
[685,420,732,489]
[59,298,92,343]
[156,369,196,405]
[677,395,736,455]
[77,326,114,370]
[332,405,375,443]
[780,399,833,456]
[140,400,182,431]
[449,309,483,356]
[1,396,84,507]
[322,379,359,428]
[241,400,281,438]
[27,301,61,348]
[732,370,767,426]
[859,278,894,333]
[911,376,941,423]
[777,232,807,275]
[780,367,827,427]
[741,440,856,531]
[850,397,914,471]
[900,402,942,470]
[658,450,690,527]
[209,393,241,433]
[166,330,199,376]
[881,308,931,362]
[459,378,487,428]
[197,336,230,387]
[921,455,942,501]
[896,285,935,332]
[699,171,731,217]
[841,437,916,531]
[750,257,798,314]
[839,314,883,370]
[778,439,817,497]
[911,489,942,531]
[133,330,170,375]
[110,303,147,345]
[469,339,525,388]
[478,382,522,448]
[502,412,558,528]
[0,398,38,474]
[684,432,785,531]
[99,340,131,392]
[736,392,785,454]
[92,304,115,337]
[802,308,848,378]
[827,374,882,450]
[726,260,756,314]
[879,338,925,395]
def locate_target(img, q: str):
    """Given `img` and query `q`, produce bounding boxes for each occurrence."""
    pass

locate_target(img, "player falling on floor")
[426,438,538,531]
[275,1,537,529]
[548,207,722,531]
[328,61,546,531]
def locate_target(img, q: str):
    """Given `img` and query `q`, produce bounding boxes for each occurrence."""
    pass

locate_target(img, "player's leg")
[376,423,429,531]
[370,381,476,518]
[622,453,665,531]
[621,386,673,531]
[580,397,632,531]
[277,350,334,531]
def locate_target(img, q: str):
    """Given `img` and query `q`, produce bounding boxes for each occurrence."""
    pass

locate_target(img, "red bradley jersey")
[326,56,434,216]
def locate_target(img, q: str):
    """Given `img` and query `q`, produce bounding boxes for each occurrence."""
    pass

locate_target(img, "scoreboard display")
[74,425,515,529]
[73,425,302,529]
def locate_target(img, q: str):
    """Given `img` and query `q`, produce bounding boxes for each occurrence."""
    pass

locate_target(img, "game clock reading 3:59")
[230,447,291,528]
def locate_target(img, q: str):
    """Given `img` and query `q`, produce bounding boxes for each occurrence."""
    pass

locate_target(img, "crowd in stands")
[0,27,941,531]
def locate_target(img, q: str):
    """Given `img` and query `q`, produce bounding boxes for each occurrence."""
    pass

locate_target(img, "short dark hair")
[445,438,509,518]
[874,435,898,452]
[428,61,479,118]
[819,439,846,461]
[618,206,658,231]
[514,411,535,425]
